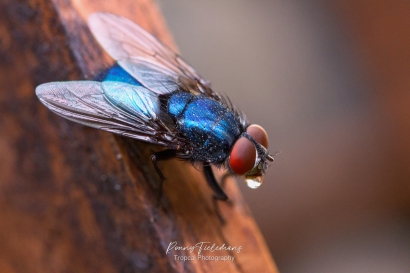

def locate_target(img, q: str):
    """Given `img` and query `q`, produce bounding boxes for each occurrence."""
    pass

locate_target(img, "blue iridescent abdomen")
[104,64,142,86]
[102,65,159,119]
[168,92,241,163]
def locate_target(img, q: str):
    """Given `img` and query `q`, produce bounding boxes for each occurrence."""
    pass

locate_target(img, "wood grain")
[0,0,277,272]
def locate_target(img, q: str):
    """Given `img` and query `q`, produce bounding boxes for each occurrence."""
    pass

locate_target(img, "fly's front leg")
[203,164,228,201]
[203,164,231,224]
[151,149,177,202]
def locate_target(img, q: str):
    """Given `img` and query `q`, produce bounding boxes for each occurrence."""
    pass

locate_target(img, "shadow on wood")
[0,0,277,272]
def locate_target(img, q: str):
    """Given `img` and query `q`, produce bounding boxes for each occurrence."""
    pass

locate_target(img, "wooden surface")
[0,0,278,272]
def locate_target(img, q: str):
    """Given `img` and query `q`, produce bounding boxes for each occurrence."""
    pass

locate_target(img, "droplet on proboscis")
[245,176,263,189]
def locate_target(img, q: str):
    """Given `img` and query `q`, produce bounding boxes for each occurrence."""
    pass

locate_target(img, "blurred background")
[160,1,410,272]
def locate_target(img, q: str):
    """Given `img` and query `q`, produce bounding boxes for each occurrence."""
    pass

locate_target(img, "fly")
[35,13,274,201]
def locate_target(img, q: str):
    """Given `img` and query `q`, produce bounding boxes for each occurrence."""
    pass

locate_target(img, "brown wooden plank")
[0,0,278,272]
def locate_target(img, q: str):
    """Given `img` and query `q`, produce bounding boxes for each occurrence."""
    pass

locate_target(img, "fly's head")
[228,124,274,189]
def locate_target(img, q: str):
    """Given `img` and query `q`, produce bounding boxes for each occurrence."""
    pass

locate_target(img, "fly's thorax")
[228,124,272,188]
[167,92,242,163]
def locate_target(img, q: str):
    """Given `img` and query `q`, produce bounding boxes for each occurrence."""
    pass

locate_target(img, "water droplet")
[245,176,263,189]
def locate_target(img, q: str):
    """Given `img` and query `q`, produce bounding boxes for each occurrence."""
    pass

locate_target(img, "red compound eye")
[247,124,269,148]
[229,124,269,175]
[229,137,255,175]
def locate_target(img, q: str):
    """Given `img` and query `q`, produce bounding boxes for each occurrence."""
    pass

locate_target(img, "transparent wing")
[35,81,177,146]
[88,12,216,97]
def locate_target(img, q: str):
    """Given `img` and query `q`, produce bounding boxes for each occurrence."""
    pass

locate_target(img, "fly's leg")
[203,164,228,201]
[203,164,231,224]
[151,149,177,179]
[151,149,177,203]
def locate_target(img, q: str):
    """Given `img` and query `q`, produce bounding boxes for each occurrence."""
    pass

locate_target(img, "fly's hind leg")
[203,164,233,224]
[151,149,177,203]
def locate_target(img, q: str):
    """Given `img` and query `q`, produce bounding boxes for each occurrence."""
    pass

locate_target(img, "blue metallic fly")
[35,13,274,200]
